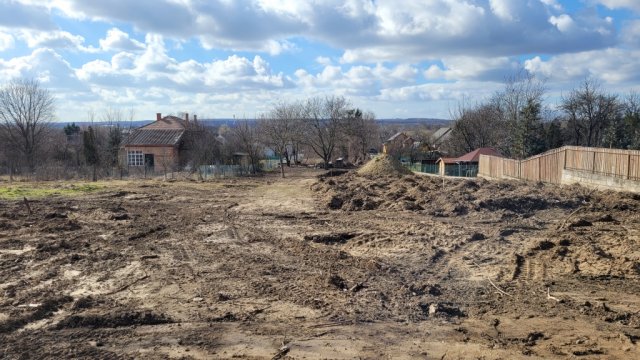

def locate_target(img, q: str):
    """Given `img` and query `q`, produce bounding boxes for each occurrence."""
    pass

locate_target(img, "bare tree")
[230,119,262,174]
[301,96,349,168]
[101,107,125,176]
[260,101,301,177]
[561,79,621,147]
[182,117,220,179]
[494,71,546,158]
[0,78,55,173]
[446,101,507,156]
[344,108,379,163]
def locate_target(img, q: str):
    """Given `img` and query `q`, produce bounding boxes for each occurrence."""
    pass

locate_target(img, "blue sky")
[0,0,639,121]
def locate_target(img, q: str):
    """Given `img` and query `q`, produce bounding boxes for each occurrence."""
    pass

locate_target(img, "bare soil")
[0,168,639,359]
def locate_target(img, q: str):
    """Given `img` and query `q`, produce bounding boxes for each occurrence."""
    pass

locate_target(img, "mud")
[0,168,639,359]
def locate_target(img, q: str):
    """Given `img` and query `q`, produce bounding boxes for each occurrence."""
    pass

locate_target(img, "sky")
[0,0,639,121]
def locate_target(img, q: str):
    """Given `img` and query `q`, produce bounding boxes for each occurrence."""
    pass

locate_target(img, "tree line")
[0,78,380,180]
[3,75,636,180]
[188,96,379,178]
[446,73,640,159]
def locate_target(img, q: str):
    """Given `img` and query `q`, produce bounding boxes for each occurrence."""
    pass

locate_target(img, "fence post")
[628,154,632,180]
[592,151,596,173]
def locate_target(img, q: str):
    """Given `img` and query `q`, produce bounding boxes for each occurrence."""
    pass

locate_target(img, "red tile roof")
[455,147,502,162]
[123,115,187,146]
[123,129,184,146]
[437,148,502,164]
[438,157,458,164]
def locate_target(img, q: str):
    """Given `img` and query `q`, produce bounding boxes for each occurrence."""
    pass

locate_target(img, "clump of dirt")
[304,232,359,244]
[56,310,172,329]
[0,296,74,333]
[357,154,412,177]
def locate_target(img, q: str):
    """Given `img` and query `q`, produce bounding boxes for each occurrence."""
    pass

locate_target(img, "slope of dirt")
[0,167,639,359]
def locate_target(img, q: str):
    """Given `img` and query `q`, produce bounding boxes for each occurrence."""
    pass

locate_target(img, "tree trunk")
[280,156,285,178]
[284,150,291,167]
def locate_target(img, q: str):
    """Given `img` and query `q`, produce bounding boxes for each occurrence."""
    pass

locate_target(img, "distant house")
[437,147,502,177]
[122,113,194,173]
[383,132,414,155]
[431,127,452,149]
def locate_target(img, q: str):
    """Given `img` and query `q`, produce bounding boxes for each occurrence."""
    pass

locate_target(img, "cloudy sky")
[0,0,639,121]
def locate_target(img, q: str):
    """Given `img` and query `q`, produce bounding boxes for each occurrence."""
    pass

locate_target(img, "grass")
[0,183,105,200]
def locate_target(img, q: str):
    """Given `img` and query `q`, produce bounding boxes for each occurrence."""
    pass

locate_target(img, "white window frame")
[127,150,144,166]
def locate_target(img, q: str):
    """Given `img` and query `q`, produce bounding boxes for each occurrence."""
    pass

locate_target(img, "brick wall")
[124,146,179,173]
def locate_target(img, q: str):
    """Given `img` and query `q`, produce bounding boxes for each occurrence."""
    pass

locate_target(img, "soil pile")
[312,172,640,280]
[357,154,412,177]
[312,172,602,215]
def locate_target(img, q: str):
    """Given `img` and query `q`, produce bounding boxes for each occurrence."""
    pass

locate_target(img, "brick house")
[122,113,194,173]
[382,132,414,155]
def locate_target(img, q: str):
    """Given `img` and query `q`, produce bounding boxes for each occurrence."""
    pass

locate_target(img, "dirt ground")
[0,167,639,359]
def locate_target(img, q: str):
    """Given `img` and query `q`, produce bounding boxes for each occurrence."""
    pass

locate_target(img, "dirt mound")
[311,171,640,281]
[312,172,596,216]
[357,154,412,177]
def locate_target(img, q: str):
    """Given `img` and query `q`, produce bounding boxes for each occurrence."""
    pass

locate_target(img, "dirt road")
[0,168,639,359]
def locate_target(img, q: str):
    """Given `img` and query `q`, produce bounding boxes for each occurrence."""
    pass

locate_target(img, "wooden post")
[592,151,597,173]
[628,154,632,180]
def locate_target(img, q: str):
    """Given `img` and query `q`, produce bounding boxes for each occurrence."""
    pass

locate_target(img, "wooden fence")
[479,146,640,185]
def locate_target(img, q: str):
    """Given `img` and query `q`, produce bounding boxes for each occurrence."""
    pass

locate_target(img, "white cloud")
[549,14,575,33]
[19,29,98,52]
[489,0,518,22]
[0,31,14,51]
[0,48,87,91]
[378,81,502,103]
[594,0,640,12]
[36,0,617,62]
[0,0,55,30]
[295,63,418,96]
[540,0,563,11]
[315,56,332,66]
[424,56,522,82]
[622,20,640,47]
[112,52,136,70]
[524,48,640,84]
[0,0,636,120]
[77,35,290,94]
[99,28,144,51]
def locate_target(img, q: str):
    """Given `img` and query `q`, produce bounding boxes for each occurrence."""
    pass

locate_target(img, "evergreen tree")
[106,125,122,167]
[515,98,545,158]
[543,120,564,151]
[63,122,80,137]
[623,93,640,150]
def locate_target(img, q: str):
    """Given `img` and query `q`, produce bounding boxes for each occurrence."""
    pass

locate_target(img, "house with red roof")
[122,113,194,173]
[436,148,502,177]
